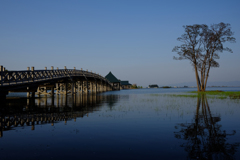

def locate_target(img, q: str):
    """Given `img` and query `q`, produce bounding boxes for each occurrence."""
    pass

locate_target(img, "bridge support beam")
[81,81,83,94]
[89,82,91,93]
[84,81,88,93]
[59,83,63,94]
[32,91,35,98]
[51,86,54,97]
[71,82,76,94]
[77,81,81,94]
[65,83,68,95]
[100,82,103,92]
[94,82,97,93]
[101,84,104,92]
[104,83,106,92]
[55,83,59,95]
[51,94,54,106]
[26,87,37,98]
[99,82,101,92]
[27,87,30,98]
[86,81,89,93]
[95,82,98,93]
[37,87,41,97]
[99,84,101,92]
[91,82,94,93]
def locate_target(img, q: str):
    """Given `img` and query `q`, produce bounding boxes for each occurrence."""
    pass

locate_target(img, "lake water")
[0,87,240,160]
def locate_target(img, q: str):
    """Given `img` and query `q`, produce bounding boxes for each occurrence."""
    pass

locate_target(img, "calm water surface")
[0,87,240,160]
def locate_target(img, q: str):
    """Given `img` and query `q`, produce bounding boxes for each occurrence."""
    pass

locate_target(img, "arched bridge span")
[0,66,113,99]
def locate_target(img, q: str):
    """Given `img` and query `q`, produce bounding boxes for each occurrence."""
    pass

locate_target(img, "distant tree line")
[131,84,142,89]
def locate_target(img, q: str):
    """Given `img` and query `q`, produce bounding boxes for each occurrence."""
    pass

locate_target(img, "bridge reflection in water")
[0,93,122,138]
[174,94,240,160]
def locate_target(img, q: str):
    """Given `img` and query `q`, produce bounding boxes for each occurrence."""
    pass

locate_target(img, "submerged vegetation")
[150,91,240,99]
[191,90,240,99]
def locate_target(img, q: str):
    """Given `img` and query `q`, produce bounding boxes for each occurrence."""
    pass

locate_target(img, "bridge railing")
[0,66,111,86]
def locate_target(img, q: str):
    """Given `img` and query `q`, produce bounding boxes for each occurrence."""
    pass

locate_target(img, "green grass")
[189,91,240,99]
[149,91,240,99]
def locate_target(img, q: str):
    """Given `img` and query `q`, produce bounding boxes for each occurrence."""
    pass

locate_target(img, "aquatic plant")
[149,91,240,100]
[190,91,240,99]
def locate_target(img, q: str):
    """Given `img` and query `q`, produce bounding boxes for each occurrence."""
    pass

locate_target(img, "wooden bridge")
[0,65,114,100]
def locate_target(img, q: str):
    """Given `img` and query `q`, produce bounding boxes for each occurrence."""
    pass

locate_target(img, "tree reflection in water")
[174,94,239,160]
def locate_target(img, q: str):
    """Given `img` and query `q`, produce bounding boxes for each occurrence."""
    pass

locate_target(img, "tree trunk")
[201,67,206,91]
[194,64,201,91]
[201,54,208,91]
[204,68,210,92]
[204,52,214,91]
[200,69,204,90]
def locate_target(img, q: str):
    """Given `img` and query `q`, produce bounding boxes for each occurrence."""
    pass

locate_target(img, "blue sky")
[1,0,239,87]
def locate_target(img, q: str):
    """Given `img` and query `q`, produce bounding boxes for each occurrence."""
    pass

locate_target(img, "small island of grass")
[189,90,240,99]
[150,90,240,99]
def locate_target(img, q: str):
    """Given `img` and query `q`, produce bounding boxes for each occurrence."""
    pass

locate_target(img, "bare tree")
[173,22,235,91]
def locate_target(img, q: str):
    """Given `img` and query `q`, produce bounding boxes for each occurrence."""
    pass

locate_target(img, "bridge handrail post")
[0,65,3,86]
[27,67,30,83]
[44,67,47,79]
[31,67,34,82]
[56,67,59,78]
[51,66,54,79]
[64,66,67,77]
[86,69,88,77]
